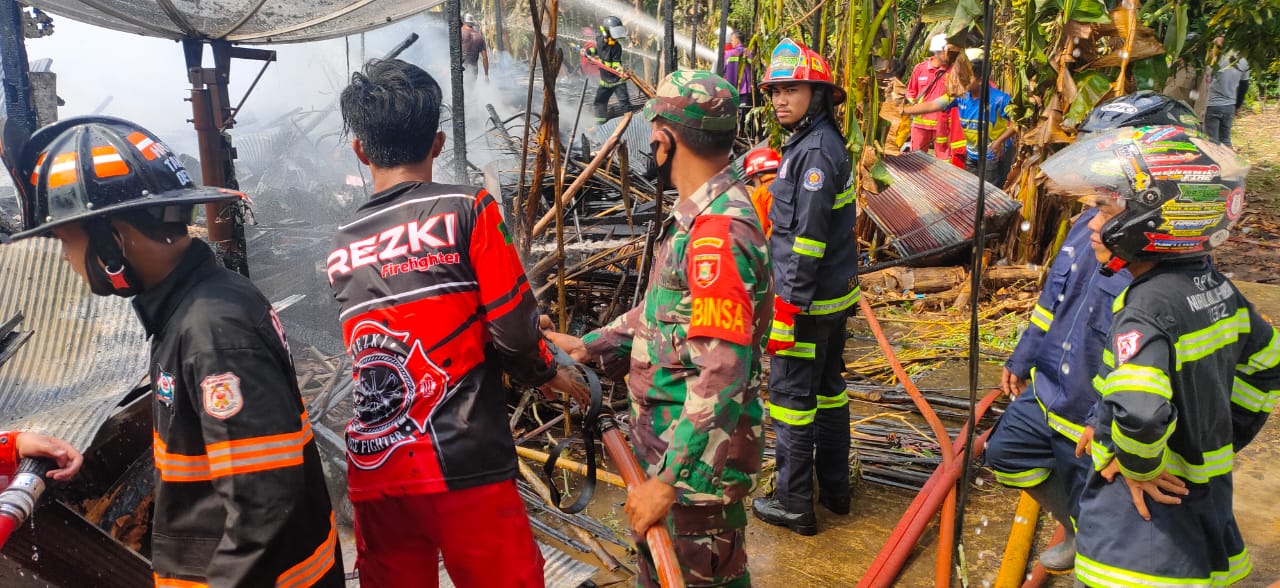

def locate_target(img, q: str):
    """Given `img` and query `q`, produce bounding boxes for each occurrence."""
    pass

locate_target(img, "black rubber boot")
[818,492,850,515]
[751,496,817,536]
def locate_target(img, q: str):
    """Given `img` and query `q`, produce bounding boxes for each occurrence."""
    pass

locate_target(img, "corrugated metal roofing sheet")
[0,237,148,449]
[863,151,1022,259]
[23,0,444,44]
[438,542,598,588]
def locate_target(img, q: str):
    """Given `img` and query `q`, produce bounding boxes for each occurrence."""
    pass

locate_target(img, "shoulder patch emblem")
[269,308,291,354]
[201,373,244,420]
[803,168,825,191]
[1115,330,1143,365]
[694,253,721,288]
[156,370,175,408]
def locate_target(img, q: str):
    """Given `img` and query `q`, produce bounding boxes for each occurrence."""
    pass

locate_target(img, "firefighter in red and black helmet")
[3,116,343,587]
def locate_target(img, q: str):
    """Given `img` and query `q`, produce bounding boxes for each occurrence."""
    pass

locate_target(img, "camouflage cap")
[642,70,740,132]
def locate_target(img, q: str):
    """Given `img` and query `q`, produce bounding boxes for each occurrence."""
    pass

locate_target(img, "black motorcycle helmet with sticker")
[1041,125,1248,276]
[1,116,244,295]
[1079,91,1202,134]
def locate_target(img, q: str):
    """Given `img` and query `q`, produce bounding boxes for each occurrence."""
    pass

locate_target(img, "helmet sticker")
[1208,229,1231,248]
[1101,103,1140,114]
[802,168,825,191]
[1150,164,1220,183]
[1175,184,1227,203]
[1143,232,1207,253]
[1226,186,1245,220]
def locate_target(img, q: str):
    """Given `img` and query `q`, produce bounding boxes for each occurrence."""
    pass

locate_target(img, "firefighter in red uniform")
[329,59,583,588]
[5,116,343,587]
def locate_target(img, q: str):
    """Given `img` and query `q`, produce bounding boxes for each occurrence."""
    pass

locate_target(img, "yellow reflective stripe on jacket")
[993,467,1051,488]
[1102,349,1115,369]
[770,320,795,342]
[1091,441,1114,471]
[776,342,817,359]
[1240,327,1280,375]
[832,187,856,210]
[1112,286,1129,313]
[1030,304,1054,331]
[1033,391,1086,444]
[768,402,816,426]
[1111,420,1173,460]
[1231,376,1277,413]
[949,138,967,149]
[793,237,826,258]
[816,392,849,410]
[1076,548,1251,587]
[1100,364,1173,400]
[1175,308,1250,368]
[1163,444,1235,484]
[802,288,861,316]
[911,117,939,127]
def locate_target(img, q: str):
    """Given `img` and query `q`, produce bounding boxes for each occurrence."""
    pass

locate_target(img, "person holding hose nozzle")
[546,70,770,588]
[750,38,860,537]
[3,116,344,587]
[582,16,633,125]
[0,432,81,482]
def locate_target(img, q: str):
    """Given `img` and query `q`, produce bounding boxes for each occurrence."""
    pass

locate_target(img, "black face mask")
[646,128,676,187]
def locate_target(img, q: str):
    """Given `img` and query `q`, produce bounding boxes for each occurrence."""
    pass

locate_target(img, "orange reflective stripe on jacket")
[154,415,313,482]
[276,513,339,588]
[154,574,209,588]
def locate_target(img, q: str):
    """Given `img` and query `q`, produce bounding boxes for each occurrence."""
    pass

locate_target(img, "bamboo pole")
[530,111,635,238]
[515,445,627,488]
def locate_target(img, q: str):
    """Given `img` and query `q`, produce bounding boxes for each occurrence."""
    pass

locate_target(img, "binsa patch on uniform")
[201,373,244,420]
[156,370,176,408]
[688,216,752,346]
[802,168,825,191]
[1115,330,1143,365]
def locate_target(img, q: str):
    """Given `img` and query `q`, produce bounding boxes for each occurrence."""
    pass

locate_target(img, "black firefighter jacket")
[135,240,343,588]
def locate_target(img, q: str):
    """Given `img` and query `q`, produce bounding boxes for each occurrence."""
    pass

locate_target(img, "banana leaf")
[1064,70,1113,126]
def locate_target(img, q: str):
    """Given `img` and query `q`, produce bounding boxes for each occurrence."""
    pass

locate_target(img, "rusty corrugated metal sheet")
[438,542,598,588]
[0,237,148,450]
[863,152,1022,259]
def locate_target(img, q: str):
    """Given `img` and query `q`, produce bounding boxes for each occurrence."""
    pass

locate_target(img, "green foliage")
[1064,71,1113,125]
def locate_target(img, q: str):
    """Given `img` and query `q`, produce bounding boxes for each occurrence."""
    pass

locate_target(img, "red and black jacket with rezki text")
[327,181,557,501]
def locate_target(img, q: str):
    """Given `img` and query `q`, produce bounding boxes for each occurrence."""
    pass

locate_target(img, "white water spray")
[560,0,719,63]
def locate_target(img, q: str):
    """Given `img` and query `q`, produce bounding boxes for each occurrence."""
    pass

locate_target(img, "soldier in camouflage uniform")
[547,70,771,587]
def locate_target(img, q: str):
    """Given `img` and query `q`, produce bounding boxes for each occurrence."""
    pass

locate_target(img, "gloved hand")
[766,296,801,355]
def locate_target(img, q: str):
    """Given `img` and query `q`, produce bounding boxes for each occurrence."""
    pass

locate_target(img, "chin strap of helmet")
[1099,255,1128,277]
[83,217,143,297]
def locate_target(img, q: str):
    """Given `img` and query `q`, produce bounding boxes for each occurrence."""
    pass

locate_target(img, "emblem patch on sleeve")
[1115,330,1143,365]
[693,253,721,288]
[802,168,825,191]
[156,370,175,408]
[201,373,244,420]
[687,215,753,346]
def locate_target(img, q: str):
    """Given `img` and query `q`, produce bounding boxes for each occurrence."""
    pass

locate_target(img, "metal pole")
[662,0,676,75]
[446,0,468,183]
[715,0,730,76]
[954,0,997,571]
[184,39,250,277]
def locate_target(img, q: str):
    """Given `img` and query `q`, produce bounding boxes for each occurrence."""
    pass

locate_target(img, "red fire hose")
[0,458,55,548]
[600,417,686,588]
[855,297,1004,587]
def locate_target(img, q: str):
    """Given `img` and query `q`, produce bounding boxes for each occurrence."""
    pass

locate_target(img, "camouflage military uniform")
[582,71,771,588]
